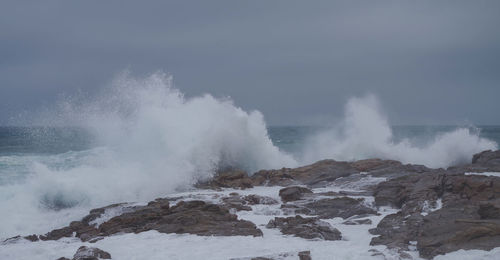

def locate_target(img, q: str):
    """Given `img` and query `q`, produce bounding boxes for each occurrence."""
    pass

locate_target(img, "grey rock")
[279,186,313,202]
[266,215,341,241]
[72,246,111,260]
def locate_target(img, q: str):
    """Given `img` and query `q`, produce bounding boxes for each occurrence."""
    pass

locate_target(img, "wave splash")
[42,72,298,202]
[303,95,498,168]
[0,72,297,237]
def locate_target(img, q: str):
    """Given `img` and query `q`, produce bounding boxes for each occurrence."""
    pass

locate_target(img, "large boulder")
[370,172,500,259]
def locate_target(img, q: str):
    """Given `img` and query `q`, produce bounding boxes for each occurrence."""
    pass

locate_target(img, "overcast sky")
[1,1,499,126]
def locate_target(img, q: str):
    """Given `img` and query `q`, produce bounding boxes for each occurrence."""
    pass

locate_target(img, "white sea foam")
[303,95,498,168]
[465,172,500,177]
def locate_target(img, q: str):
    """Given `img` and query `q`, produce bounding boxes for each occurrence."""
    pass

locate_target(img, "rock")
[370,172,500,259]
[199,157,434,190]
[251,158,432,188]
[73,246,111,260]
[56,258,71,260]
[98,200,262,237]
[472,150,500,165]
[478,203,500,219]
[343,218,372,225]
[369,212,423,250]
[279,186,313,202]
[255,160,358,187]
[266,215,341,241]
[24,234,39,242]
[283,197,377,219]
[40,203,136,241]
[417,211,500,259]
[449,150,500,173]
[197,169,254,189]
[40,226,75,241]
[243,194,279,205]
[352,159,431,178]
[298,251,312,260]
[41,199,262,242]
[221,194,252,211]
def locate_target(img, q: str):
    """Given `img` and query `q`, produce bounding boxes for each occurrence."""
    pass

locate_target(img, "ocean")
[1,125,499,185]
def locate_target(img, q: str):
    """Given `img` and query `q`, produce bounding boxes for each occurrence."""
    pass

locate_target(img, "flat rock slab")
[38,200,262,242]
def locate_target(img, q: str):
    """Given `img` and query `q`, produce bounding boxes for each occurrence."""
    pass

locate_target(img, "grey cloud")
[1,0,499,125]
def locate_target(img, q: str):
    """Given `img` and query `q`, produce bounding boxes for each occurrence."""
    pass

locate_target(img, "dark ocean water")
[1,125,500,156]
[1,125,498,185]
[268,125,500,158]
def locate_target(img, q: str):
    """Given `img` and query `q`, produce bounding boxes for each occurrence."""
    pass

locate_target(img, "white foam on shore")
[465,172,500,177]
[2,179,500,259]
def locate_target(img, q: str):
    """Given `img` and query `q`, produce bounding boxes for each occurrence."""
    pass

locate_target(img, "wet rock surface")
[449,150,500,173]
[266,215,342,241]
[197,169,255,189]
[39,199,262,242]
[298,251,312,260]
[371,168,500,259]
[72,246,111,260]
[279,186,313,202]
[197,157,435,191]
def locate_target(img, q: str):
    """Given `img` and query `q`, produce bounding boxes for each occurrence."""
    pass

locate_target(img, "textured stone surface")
[266,215,341,241]
[278,186,313,202]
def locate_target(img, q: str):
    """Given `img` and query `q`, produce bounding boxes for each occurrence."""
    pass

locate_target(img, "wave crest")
[303,95,498,168]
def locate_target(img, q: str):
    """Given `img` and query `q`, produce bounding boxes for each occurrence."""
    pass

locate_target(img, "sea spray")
[303,95,498,168]
[0,72,297,238]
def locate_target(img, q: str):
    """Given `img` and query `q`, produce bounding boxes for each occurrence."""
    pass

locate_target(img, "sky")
[1,0,500,126]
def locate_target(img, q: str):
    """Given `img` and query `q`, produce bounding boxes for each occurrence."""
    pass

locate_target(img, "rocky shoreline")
[3,150,500,259]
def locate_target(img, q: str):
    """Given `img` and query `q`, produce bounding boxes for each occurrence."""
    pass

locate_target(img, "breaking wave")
[0,72,297,237]
[303,95,498,168]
